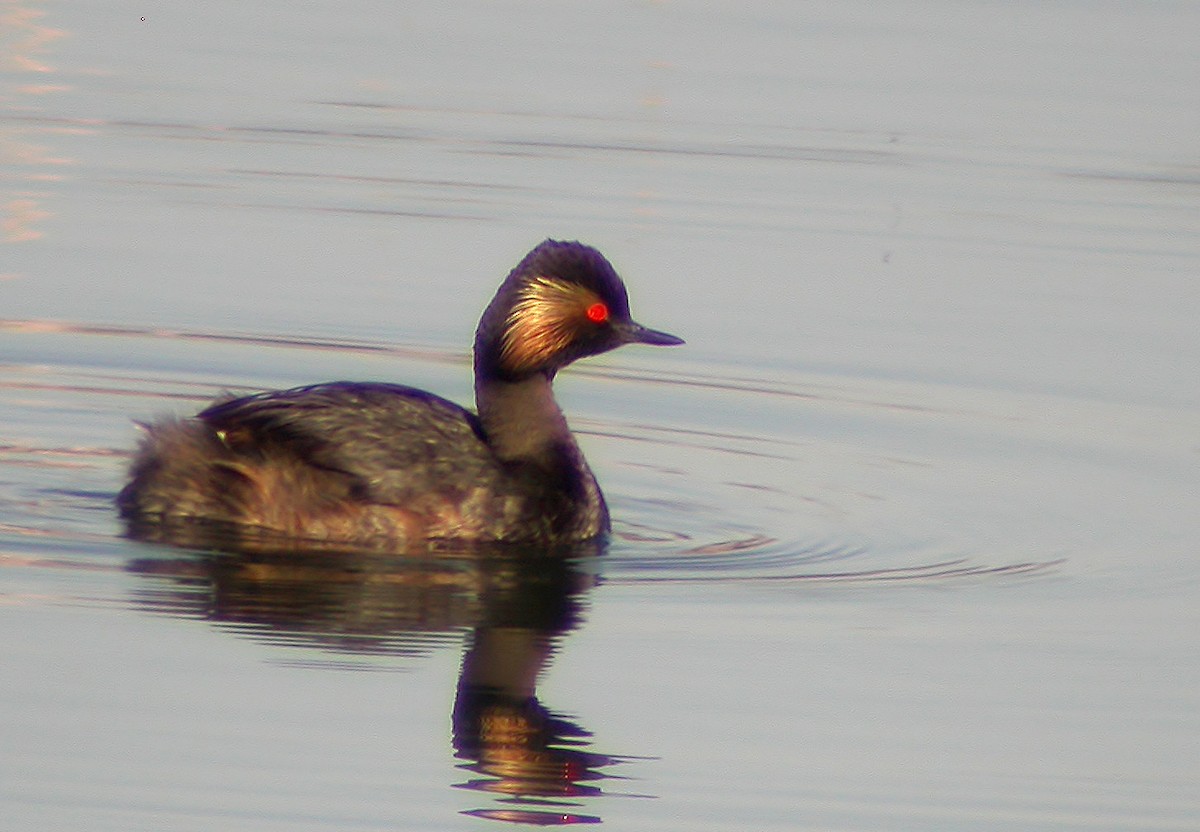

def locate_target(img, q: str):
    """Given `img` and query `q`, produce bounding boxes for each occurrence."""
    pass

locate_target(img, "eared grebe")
[118,240,683,547]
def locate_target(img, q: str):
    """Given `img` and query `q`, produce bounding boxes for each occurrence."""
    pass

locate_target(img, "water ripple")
[604,526,1059,585]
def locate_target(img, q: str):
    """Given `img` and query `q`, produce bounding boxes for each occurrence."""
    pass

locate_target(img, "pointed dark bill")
[622,321,685,347]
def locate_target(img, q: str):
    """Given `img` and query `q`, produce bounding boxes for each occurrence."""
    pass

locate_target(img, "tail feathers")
[118,418,256,522]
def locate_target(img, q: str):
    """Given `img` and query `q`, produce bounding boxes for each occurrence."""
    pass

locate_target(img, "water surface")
[3,2,1199,830]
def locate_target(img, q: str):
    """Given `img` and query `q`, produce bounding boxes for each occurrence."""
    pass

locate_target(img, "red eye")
[585,302,609,324]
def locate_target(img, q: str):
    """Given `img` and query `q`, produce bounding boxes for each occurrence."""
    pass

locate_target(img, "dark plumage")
[118,240,683,549]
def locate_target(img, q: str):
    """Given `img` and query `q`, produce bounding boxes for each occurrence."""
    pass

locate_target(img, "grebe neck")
[475,373,575,464]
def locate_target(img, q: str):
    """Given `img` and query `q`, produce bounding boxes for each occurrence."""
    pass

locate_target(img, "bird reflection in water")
[453,549,611,825]
[126,528,641,825]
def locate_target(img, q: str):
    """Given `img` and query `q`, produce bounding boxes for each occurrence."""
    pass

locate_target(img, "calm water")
[3,2,1199,829]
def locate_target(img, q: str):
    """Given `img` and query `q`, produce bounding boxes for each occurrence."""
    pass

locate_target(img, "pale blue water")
[3,2,1199,830]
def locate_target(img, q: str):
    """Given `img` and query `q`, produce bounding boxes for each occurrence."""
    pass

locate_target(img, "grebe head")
[474,240,683,381]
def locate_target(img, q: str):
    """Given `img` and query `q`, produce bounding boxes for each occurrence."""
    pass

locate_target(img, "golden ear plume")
[500,276,600,374]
